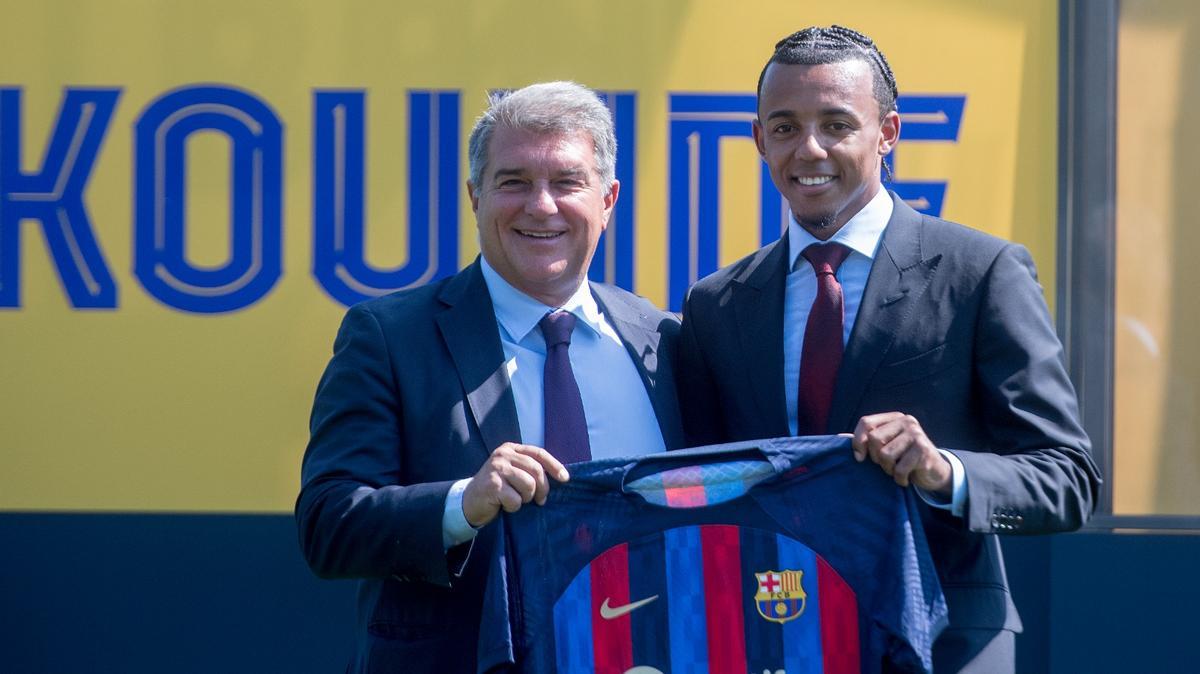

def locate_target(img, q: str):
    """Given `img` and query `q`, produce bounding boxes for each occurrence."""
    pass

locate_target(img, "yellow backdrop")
[0,0,1059,512]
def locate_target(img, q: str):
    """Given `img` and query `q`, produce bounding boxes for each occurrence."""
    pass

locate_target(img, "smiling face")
[753,60,900,238]
[468,126,618,306]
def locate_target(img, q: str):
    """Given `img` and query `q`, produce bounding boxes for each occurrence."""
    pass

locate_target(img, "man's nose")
[794,131,828,161]
[525,183,558,218]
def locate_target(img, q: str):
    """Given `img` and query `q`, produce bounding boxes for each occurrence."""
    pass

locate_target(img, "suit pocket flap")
[873,343,952,390]
[941,585,1023,631]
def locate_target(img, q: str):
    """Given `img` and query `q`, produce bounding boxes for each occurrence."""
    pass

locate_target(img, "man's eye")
[772,124,795,135]
[828,122,852,132]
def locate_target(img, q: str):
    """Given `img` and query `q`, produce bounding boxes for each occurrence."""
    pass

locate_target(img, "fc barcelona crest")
[754,569,807,623]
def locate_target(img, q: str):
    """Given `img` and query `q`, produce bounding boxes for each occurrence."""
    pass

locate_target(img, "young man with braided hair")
[677,25,1100,672]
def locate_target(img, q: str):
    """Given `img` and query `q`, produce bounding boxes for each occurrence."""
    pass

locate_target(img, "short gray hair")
[467,81,617,193]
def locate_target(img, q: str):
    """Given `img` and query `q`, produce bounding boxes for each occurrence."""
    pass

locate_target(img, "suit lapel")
[435,260,522,457]
[732,238,791,438]
[591,283,685,450]
[829,195,940,432]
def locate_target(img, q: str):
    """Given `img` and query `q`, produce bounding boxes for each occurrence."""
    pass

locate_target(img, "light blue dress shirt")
[442,258,666,546]
[783,188,966,516]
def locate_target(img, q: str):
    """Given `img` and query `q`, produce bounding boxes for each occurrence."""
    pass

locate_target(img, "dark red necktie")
[796,243,852,435]
[540,311,591,463]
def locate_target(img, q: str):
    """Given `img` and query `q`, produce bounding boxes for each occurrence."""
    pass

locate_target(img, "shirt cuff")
[442,478,480,549]
[916,448,967,518]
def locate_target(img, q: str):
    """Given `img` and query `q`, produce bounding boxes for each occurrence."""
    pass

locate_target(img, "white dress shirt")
[784,187,966,516]
[442,258,667,546]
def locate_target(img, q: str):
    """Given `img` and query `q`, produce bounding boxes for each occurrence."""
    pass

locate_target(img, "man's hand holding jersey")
[462,443,571,527]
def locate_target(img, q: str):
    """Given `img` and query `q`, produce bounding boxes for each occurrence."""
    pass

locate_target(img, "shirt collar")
[479,256,602,343]
[787,187,894,271]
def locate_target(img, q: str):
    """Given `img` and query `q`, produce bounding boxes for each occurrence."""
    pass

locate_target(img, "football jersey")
[477,436,948,673]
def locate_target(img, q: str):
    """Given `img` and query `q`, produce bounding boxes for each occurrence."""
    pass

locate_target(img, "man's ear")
[467,182,479,212]
[879,110,901,156]
[752,119,767,158]
[601,180,620,230]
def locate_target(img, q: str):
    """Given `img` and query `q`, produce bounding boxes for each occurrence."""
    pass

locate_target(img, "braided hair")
[757,25,899,119]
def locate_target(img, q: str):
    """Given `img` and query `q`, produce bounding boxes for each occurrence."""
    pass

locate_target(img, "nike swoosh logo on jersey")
[599,594,660,619]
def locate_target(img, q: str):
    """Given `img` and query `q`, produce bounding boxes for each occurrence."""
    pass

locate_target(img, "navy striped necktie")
[540,310,591,463]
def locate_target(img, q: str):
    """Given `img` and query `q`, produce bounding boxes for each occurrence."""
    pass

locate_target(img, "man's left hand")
[850,412,952,495]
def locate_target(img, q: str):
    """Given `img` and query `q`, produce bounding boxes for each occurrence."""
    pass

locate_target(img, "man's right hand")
[461,443,570,528]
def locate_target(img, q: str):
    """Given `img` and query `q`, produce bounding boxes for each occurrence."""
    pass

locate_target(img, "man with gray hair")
[297,81,683,672]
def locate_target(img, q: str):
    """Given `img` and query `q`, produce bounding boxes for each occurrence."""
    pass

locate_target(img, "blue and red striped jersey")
[478,436,948,673]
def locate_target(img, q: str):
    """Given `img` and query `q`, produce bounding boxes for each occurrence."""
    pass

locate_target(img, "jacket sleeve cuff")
[442,477,479,549]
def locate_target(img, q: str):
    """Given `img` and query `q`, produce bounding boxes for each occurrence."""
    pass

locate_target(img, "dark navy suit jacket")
[677,192,1101,671]
[296,258,684,673]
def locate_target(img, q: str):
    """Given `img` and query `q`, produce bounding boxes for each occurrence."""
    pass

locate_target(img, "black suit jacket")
[677,192,1100,669]
[296,258,684,673]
